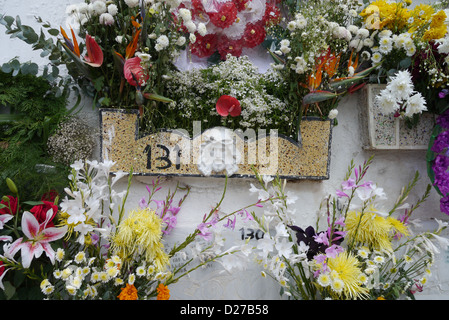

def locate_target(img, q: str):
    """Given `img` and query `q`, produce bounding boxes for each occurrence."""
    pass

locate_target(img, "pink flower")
[197,222,213,241]
[8,210,67,268]
[216,95,241,117]
[124,56,149,87]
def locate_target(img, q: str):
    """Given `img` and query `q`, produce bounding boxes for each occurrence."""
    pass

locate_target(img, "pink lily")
[8,210,67,268]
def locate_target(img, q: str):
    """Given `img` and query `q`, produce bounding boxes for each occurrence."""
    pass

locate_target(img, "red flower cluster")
[183,0,280,60]
[0,191,59,227]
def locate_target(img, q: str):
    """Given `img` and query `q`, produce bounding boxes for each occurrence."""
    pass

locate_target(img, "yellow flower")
[118,283,138,300]
[422,25,447,41]
[157,283,170,300]
[326,251,369,300]
[345,208,408,252]
[111,208,170,272]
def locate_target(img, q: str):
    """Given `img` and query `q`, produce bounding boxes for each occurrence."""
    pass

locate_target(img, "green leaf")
[143,92,174,103]
[47,28,59,36]
[303,91,339,105]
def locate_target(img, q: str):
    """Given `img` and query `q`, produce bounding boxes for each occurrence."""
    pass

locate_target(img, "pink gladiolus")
[8,210,67,268]
[84,34,104,67]
[124,56,149,87]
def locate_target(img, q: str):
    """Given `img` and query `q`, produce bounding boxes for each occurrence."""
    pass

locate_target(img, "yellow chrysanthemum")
[111,208,169,272]
[345,208,409,252]
[422,25,447,41]
[361,0,410,31]
[326,251,369,300]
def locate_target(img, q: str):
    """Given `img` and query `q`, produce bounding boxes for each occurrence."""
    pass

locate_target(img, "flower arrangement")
[0,159,278,300]
[238,157,448,300]
[360,0,449,122]
[265,0,375,129]
[176,0,280,60]
[164,54,292,136]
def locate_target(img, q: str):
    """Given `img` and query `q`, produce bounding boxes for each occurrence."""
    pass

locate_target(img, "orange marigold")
[118,283,138,300]
[157,283,170,300]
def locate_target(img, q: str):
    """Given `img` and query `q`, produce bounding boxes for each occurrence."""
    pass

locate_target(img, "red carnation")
[243,22,266,48]
[190,33,218,58]
[0,195,19,215]
[233,0,250,11]
[29,201,58,228]
[263,3,281,26]
[216,95,241,117]
[209,2,238,29]
[217,37,243,60]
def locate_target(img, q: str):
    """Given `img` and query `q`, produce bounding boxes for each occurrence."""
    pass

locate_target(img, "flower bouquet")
[241,156,448,300]
[360,0,449,123]
[0,159,278,300]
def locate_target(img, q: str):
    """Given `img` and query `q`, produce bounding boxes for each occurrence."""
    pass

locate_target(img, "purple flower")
[440,195,449,216]
[224,215,236,230]
[341,178,356,190]
[325,244,344,259]
[238,209,254,222]
[439,89,449,99]
[197,222,213,241]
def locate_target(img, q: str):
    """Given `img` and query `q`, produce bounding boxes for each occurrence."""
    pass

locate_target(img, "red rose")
[190,34,218,58]
[29,201,58,227]
[243,22,266,48]
[209,2,238,29]
[0,195,19,215]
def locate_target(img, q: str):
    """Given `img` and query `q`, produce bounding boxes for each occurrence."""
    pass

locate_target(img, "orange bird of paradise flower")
[60,26,103,67]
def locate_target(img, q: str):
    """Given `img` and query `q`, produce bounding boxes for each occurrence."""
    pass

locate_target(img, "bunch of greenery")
[0,60,72,200]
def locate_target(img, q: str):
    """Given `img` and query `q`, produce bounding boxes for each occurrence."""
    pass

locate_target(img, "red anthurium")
[84,34,104,67]
[216,95,241,117]
[124,56,149,87]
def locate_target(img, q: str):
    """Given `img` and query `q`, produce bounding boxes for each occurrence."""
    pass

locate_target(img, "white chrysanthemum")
[136,266,146,277]
[356,28,369,39]
[61,267,73,280]
[115,278,125,286]
[376,91,398,114]
[388,70,414,101]
[331,278,345,293]
[287,21,297,31]
[184,20,196,33]
[42,284,55,295]
[91,271,100,283]
[92,1,107,15]
[107,4,118,16]
[74,251,86,264]
[318,273,332,287]
[179,8,192,21]
[56,248,65,262]
[107,266,120,278]
[66,285,77,296]
[296,17,307,29]
[70,275,83,289]
[53,270,62,279]
[176,36,186,46]
[373,255,385,264]
[404,92,427,117]
[371,51,382,64]
[197,22,207,36]
[124,0,140,8]
[128,273,136,284]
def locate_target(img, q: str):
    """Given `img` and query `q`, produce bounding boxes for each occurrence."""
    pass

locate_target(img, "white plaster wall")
[1,0,449,300]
